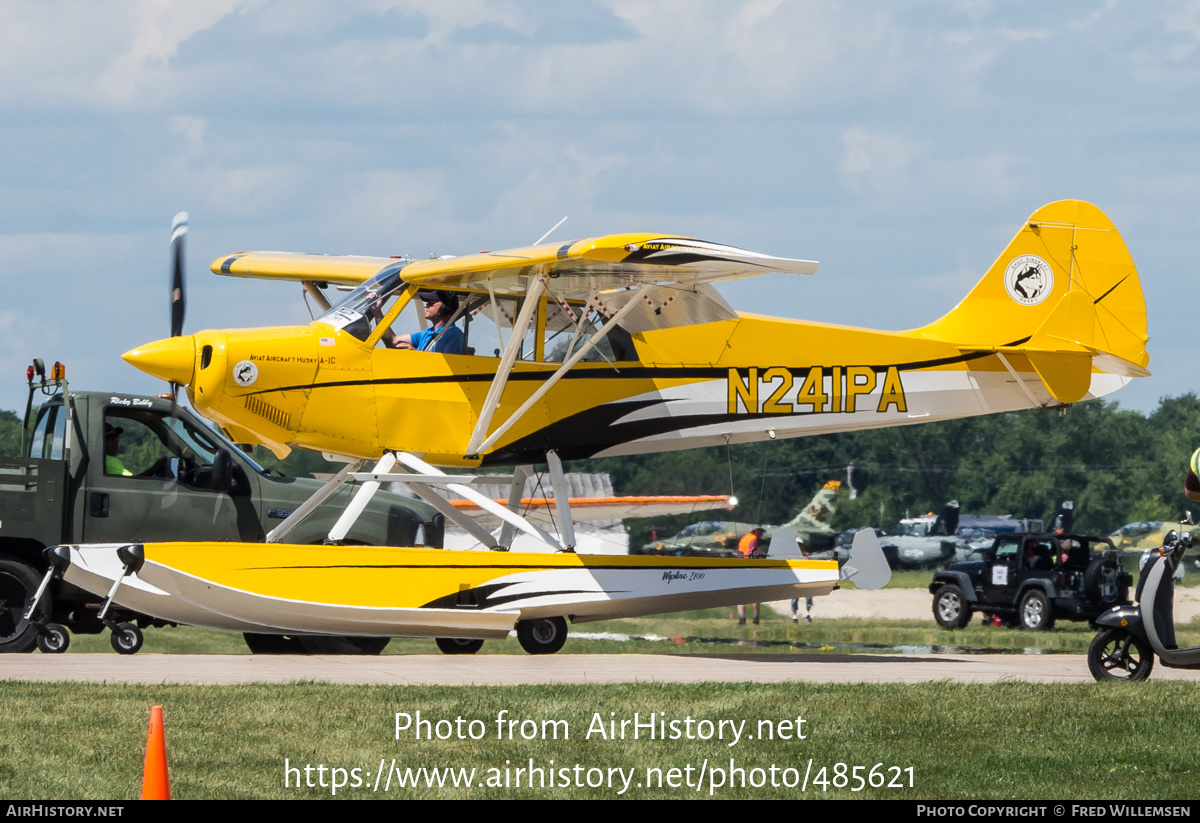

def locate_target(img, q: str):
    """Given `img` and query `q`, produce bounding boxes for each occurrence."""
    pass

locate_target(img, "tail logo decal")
[1004,255,1054,306]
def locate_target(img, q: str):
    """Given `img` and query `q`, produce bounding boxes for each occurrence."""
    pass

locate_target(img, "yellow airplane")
[63,200,1144,656]
[125,199,1148,474]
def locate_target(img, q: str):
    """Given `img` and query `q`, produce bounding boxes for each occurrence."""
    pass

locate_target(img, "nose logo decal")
[233,360,258,387]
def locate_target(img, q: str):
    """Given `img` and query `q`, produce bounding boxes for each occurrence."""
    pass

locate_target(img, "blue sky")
[1,1,1197,416]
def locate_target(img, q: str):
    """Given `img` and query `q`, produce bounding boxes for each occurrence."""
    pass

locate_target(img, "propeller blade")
[170,212,188,338]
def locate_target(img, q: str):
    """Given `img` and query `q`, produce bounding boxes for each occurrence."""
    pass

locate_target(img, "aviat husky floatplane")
[51,200,1146,654]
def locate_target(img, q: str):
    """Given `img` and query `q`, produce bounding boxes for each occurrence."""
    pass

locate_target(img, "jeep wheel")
[1084,558,1127,604]
[932,584,972,629]
[0,558,45,653]
[1018,590,1055,631]
[516,616,568,655]
[1088,629,1153,681]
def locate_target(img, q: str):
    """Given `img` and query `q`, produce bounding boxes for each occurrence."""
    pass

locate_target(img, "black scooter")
[1088,529,1200,681]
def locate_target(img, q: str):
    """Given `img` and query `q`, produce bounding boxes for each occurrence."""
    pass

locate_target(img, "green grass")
[59,606,1200,657]
[2,681,1199,799]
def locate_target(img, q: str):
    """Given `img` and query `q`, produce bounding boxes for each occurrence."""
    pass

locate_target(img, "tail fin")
[919,201,1149,404]
[785,479,841,533]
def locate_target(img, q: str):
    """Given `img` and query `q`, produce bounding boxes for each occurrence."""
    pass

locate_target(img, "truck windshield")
[104,408,265,488]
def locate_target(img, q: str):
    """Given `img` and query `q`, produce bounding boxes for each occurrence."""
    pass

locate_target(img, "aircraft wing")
[212,251,395,285]
[211,235,818,296]
[401,234,818,297]
[448,494,735,524]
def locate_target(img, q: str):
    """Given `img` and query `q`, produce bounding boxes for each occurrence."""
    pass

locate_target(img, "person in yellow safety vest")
[1187,448,1200,502]
[104,423,132,477]
[736,527,765,625]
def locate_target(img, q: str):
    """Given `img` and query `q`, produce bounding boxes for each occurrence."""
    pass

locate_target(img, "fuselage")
[127,310,1121,467]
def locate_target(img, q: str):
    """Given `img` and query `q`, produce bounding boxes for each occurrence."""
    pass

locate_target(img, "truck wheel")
[932,584,972,629]
[1018,590,1055,631]
[516,616,568,655]
[435,637,484,655]
[242,633,306,654]
[297,636,390,655]
[111,623,144,655]
[36,623,70,654]
[1088,629,1153,681]
[0,557,45,653]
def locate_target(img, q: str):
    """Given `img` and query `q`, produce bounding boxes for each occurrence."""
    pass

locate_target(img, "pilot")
[384,290,465,354]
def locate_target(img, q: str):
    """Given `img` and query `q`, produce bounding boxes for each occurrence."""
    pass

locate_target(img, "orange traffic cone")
[141,705,171,800]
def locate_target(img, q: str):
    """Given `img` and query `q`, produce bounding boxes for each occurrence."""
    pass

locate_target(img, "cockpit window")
[318,264,409,342]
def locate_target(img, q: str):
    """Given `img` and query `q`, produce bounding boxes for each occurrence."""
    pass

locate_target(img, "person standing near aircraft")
[384,290,464,354]
[736,527,765,625]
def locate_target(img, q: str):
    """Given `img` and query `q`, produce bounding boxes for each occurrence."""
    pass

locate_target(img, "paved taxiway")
[6,653,1200,685]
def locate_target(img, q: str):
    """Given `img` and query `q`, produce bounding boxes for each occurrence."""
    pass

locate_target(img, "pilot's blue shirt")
[410,324,464,354]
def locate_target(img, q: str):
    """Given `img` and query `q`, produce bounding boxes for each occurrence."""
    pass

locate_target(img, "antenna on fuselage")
[533,216,568,246]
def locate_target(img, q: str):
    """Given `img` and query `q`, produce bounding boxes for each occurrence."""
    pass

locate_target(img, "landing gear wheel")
[435,637,484,655]
[932,584,972,629]
[1088,629,1154,681]
[516,616,568,655]
[1018,590,1055,631]
[297,636,390,655]
[242,633,306,654]
[111,623,143,655]
[36,623,70,654]
[0,558,45,653]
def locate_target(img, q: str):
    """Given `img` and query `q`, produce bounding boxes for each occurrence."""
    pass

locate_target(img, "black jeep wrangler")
[929,533,1132,630]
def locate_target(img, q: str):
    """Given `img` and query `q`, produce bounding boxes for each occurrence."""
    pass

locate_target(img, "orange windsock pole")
[141,705,171,800]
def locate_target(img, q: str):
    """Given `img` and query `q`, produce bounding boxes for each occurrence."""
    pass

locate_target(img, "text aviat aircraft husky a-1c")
[55,200,1148,655]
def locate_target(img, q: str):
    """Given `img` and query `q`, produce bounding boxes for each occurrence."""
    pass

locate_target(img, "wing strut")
[497,465,532,550]
[547,450,576,551]
[466,275,547,457]
[474,286,646,456]
[266,458,366,543]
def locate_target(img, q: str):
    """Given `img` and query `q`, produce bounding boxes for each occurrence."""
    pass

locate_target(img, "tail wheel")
[516,616,568,655]
[435,637,484,655]
[0,558,45,653]
[1088,629,1154,681]
[111,623,144,655]
[36,623,70,654]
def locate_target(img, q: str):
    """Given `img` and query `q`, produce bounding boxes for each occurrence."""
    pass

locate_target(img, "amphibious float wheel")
[932,584,972,629]
[111,623,144,655]
[1088,629,1154,682]
[0,558,45,653]
[1018,590,1055,631]
[36,623,70,654]
[435,637,485,655]
[516,616,568,655]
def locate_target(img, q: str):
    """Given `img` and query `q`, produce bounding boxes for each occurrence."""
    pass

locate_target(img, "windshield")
[317,263,410,341]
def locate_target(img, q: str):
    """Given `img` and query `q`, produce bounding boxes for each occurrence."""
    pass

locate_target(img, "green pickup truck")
[0,365,440,653]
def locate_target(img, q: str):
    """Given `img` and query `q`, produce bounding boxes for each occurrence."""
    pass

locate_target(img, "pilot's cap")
[417,290,460,315]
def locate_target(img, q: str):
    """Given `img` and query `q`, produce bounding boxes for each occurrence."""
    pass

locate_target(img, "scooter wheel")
[36,623,70,654]
[1087,628,1153,681]
[111,623,144,655]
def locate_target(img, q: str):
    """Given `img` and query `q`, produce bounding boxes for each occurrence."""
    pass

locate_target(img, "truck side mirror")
[211,448,233,493]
